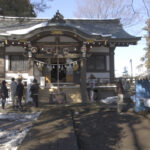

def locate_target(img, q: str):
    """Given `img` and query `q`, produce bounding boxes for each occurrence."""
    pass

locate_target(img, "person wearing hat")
[0,80,8,109]
[30,79,39,107]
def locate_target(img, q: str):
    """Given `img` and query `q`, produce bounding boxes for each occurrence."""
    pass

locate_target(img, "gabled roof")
[0,11,140,43]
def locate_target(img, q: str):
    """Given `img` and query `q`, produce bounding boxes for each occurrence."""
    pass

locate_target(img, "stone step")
[39,86,89,103]
[62,88,82,103]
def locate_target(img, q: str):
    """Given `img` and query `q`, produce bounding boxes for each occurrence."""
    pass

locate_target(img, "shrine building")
[0,11,140,102]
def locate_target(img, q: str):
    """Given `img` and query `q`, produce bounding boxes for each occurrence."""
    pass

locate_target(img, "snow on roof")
[0,15,140,41]
[3,22,47,36]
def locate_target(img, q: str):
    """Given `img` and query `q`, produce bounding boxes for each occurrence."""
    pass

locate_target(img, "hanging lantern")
[74,48,77,51]
[5,40,8,45]
[105,40,107,46]
[31,47,38,53]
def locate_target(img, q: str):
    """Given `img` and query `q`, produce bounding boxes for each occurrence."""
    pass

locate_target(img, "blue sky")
[38,0,147,77]
[38,0,76,18]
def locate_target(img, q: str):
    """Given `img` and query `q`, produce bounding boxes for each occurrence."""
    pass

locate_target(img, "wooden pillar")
[28,58,34,76]
[80,44,88,102]
[0,47,5,80]
[109,47,115,83]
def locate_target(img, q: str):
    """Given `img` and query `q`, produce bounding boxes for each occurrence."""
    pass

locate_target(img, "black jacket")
[116,81,124,94]
[30,83,39,95]
[0,84,8,99]
[16,83,24,97]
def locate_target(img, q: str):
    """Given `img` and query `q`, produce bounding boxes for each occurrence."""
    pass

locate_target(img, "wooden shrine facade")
[0,11,140,101]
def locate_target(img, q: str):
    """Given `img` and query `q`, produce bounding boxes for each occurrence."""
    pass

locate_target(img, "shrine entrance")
[51,58,66,82]
[34,44,80,86]
[32,33,81,86]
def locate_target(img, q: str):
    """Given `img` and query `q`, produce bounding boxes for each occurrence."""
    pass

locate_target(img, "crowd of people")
[0,78,39,110]
[0,75,126,113]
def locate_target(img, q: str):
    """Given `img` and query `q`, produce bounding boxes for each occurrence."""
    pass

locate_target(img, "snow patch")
[0,112,41,150]
[143,98,150,107]
[101,96,118,104]
[1,22,47,36]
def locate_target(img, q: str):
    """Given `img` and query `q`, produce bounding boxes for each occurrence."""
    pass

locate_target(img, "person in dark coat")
[30,79,39,107]
[16,78,24,110]
[116,79,124,113]
[0,80,8,109]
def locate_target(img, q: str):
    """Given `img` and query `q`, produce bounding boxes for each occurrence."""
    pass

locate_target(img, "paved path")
[71,105,150,150]
[18,106,79,150]
[118,113,150,150]
[2,99,150,150]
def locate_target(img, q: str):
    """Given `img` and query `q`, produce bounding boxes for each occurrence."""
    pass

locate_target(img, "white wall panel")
[6,46,25,53]
[5,55,9,71]
[89,46,109,53]
[86,72,110,80]
[5,73,29,80]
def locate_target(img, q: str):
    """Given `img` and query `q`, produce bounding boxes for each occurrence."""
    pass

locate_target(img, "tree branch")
[142,0,150,17]
[131,0,136,14]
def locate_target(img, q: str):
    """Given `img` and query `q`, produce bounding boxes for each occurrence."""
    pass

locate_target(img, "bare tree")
[31,0,53,14]
[142,19,150,68]
[140,0,150,17]
[74,0,147,26]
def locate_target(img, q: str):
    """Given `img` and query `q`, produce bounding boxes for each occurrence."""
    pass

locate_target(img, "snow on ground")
[0,112,41,150]
[100,96,118,104]
[130,95,150,107]
[130,95,136,103]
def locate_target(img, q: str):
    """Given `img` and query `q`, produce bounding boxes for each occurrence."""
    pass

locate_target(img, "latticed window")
[10,55,28,71]
[87,55,106,71]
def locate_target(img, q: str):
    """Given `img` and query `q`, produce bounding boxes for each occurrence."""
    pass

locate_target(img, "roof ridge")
[66,18,120,22]
[0,16,48,21]
[0,15,120,23]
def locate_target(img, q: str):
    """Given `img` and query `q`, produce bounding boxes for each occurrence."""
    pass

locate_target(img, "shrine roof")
[0,15,140,42]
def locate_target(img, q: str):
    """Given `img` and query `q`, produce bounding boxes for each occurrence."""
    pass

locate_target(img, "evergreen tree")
[143,19,150,69]
[0,0,36,17]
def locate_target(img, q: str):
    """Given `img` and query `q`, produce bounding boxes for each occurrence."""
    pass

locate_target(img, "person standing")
[88,74,96,102]
[30,79,39,107]
[16,79,24,110]
[116,79,124,113]
[10,78,17,108]
[26,78,34,103]
[0,80,8,109]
